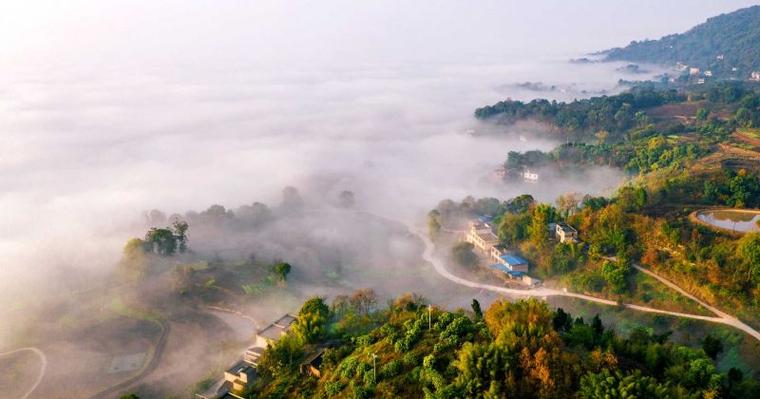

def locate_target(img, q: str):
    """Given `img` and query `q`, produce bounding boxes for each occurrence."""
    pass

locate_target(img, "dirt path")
[0,347,47,399]
[403,221,760,343]
[632,264,760,342]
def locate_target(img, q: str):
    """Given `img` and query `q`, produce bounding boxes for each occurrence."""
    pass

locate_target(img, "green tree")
[144,227,177,256]
[172,220,189,253]
[471,299,483,320]
[529,204,557,247]
[601,260,629,294]
[497,212,531,245]
[273,262,292,285]
[579,369,671,399]
[737,233,760,283]
[292,297,330,344]
[696,107,709,122]
[702,334,723,359]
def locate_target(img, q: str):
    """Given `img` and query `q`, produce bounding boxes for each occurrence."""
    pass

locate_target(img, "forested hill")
[601,5,760,79]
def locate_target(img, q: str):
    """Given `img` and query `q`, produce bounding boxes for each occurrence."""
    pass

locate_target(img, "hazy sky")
[0,0,756,68]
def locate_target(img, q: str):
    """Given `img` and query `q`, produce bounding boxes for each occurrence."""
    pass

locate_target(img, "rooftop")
[556,222,577,233]
[226,359,254,376]
[476,230,499,242]
[500,254,528,266]
[258,314,297,340]
[490,263,525,276]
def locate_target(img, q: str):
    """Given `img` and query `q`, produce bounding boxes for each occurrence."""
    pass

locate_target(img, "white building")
[689,67,700,76]
[704,70,713,77]
[465,221,499,252]
[751,71,760,82]
[554,222,578,243]
[522,170,539,182]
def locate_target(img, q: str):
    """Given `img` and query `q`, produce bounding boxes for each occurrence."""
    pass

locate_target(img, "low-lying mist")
[0,59,641,347]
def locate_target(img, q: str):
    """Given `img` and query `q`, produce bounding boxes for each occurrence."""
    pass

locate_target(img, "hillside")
[601,5,760,79]
[247,296,760,398]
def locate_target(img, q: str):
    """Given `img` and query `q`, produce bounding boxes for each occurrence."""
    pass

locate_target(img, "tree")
[529,204,557,247]
[737,233,760,283]
[471,299,483,320]
[452,242,478,268]
[497,212,531,245]
[428,210,442,241]
[601,260,629,294]
[579,369,670,399]
[702,334,723,359]
[696,107,709,122]
[119,395,140,399]
[144,227,178,256]
[595,130,609,145]
[552,308,572,332]
[172,219,189,253]
[292,297,330,344]
[350,288,377,315]
[273,262,292,285]
[556,192,581,217]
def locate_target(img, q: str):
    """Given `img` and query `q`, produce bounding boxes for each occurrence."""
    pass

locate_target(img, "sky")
[0,0,757,68]
[0,0,757,341]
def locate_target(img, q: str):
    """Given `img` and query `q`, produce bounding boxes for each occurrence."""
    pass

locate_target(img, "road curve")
[632,264,760,342]
[300,209,760,343]
[404,222,760,343]
[0,347,47,399]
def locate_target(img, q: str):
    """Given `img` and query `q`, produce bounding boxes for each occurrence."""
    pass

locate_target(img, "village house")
[489,253,532,280]
[522,169,539,182]
[300,348,326,378]
[554,222,578,243]
[254,314,298,348]
[224,360,256,394]
[197,313,299,399]
[244,346,264,366]
[689,67,700,76]
[751,71,760,82]
[465,221,499,252]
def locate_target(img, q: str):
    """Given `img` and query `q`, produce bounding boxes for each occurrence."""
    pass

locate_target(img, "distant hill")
[601,5,760,80]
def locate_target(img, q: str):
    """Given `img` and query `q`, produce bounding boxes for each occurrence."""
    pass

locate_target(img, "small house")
[465,221,499,252]
[300,349,325,378]
[244,346,264,366]
[689,67,700,76]
[223,359,256,393]
[254,314,298,348]
[751,71,760,82]
[522,169,539,182]
[554,222,578,243]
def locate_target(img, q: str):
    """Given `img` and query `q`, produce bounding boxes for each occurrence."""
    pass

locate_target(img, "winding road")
[0,347,47,399]
[404,222,760,343]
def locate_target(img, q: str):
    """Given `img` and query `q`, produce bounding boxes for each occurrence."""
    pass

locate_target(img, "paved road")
[404,222,760,343]
[0,347,47,399]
